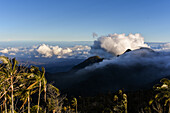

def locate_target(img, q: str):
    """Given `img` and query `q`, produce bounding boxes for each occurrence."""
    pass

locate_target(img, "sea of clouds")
[0,44,91,59]
[0,33,170,59]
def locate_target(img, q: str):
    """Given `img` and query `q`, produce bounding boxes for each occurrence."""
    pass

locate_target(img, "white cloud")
[37,44,53,57]
[0,47,19,54]
[36,44,91,58]
[52,46,62,55]
[9,53,16,55]
[91,33,149,57]
[9,48,19,52]
[160,43,170,50]
[52,46,72,56]
[0,48,8,53]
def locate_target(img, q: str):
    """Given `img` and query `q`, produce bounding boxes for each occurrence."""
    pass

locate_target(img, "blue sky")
[0,0,170,42]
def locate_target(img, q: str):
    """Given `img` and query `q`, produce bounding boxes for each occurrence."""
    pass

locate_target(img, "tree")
[19,73,39,113]
[47,84,65,113]
[113,90,127,113]
[72,98,78,113]
[30,66,45,113]
[0,57,20,113]
[149,78,170,113]
[0,56,65,113]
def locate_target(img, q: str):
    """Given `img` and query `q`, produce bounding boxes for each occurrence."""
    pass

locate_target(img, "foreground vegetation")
[0,56,65,113]
[0,56,170,113]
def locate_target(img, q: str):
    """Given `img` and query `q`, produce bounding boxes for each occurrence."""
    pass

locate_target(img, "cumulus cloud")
[91,33,149,57]
[34,44,90,58]
[0,48,19,54]
[0,48,8,53]
[52,46,62,55]
[52,46,72,56]
[9,48,19,52]
[37,44,53,57]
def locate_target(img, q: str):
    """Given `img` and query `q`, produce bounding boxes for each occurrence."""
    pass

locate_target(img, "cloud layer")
[0,44,91,59]
[0,33,170,59]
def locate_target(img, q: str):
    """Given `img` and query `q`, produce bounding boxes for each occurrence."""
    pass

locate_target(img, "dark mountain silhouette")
[71,56,104,71]
[117,49,132,57]
[124,49,132,53]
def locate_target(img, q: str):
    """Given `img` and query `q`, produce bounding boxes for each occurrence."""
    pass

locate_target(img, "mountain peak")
[72,56,104,70]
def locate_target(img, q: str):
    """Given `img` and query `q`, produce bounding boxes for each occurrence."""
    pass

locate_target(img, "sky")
[0,0,170,42]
